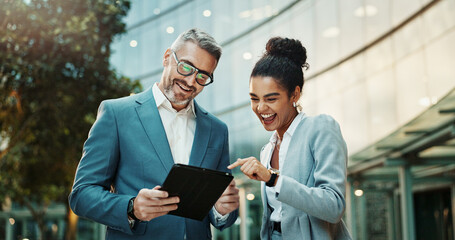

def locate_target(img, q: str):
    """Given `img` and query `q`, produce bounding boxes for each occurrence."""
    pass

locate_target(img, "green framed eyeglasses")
[171,51,214,86]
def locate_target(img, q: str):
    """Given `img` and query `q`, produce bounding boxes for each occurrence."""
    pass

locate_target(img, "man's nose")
[183,72,198,87]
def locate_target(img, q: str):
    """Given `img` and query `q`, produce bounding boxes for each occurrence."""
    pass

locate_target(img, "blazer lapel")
[135,88,174,172]
[189,101,211,167]
[260,143,274,210]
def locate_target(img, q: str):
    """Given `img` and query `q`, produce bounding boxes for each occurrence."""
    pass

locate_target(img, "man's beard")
[163,79,195,106]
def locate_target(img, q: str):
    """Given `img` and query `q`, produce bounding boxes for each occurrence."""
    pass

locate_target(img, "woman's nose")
[257,101,267,112]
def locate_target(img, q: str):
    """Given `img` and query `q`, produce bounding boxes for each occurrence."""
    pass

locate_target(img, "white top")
[265,112,305,222]
[152,83,196,165]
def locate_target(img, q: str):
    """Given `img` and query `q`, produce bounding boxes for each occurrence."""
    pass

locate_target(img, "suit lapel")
[189,102,211,167]
[135,88,174,172]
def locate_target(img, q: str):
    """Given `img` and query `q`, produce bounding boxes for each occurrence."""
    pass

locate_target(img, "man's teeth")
[261,113,275,118]
[177,82,190,91]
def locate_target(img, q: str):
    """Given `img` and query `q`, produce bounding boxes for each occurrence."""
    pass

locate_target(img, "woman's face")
[249,76,299,136]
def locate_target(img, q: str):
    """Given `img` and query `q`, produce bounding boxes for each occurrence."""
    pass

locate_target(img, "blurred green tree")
[0,0,140,238]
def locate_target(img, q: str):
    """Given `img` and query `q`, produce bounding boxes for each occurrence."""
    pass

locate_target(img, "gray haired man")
[69,28,239,240]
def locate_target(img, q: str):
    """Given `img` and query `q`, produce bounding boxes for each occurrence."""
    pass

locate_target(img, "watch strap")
[128,218,136,229]
[127,197,139,221]
[266,173,278,187]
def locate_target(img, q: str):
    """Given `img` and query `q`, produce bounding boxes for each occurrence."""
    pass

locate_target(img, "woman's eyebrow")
[264,93,280,98]
[249,92,280,97]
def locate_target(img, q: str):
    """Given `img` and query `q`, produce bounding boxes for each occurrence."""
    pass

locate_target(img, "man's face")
[158,41,218,111]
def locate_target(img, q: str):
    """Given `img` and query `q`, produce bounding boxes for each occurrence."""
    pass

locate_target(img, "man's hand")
[133,186,180,221]
[228,157,271,182]
[214,179,239,215]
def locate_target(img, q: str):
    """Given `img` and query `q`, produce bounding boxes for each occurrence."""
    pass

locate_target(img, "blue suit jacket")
[69,87,237,239]
[259,115,352,240]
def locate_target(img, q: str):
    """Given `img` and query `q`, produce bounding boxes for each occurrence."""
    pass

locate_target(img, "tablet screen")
[161,164,233,221]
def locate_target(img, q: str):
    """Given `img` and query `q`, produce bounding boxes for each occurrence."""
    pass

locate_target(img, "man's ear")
[163,48,172,67]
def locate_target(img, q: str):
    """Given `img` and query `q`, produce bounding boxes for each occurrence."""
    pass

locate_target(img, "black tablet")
[161,164,234,221]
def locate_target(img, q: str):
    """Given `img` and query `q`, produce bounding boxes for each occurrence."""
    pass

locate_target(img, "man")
[69,28,239,239]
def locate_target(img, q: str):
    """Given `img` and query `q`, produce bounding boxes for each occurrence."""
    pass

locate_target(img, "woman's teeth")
[261,113,275,118]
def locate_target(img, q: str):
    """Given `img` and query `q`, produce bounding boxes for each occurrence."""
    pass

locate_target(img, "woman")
[228,37,352,240]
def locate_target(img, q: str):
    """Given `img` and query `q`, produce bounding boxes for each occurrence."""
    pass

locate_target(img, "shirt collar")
[268,111,306,144]
[152,83,196,117]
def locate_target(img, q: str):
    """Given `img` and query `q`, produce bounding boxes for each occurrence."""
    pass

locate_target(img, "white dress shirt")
[152,83,229,223]
[265,112,305,222]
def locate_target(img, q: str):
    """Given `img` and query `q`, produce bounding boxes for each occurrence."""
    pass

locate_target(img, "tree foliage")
[0,0,140,236]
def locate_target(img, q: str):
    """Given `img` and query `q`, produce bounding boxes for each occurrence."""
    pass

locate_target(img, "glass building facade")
[111,0,455,163]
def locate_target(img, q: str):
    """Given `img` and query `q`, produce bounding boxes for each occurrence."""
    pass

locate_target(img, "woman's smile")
[261,113,277,125]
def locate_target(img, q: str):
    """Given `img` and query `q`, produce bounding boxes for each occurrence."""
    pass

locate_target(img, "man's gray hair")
[170,28,222,61]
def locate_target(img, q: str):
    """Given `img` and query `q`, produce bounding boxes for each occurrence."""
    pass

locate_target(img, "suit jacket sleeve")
[208,124,239,230]
[68,100,134,234]
[277,116,348,223]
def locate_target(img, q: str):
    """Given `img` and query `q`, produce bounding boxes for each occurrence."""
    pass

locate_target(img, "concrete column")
[57,219,65,239]
[5,218,13,240]
[239,187,247,240]
[22,219,27,237]
[387,192,396,240]
[393,191,402,239]
[359,194,367,240]
[451,185,455,240]
[399,165,415,240]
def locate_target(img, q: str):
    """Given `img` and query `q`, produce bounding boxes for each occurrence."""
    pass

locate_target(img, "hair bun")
[265,37,308,68]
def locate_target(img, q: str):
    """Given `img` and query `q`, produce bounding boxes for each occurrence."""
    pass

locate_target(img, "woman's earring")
[293,102,296,108]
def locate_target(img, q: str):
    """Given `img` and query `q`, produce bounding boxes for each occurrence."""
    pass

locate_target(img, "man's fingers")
[223,185,239,195]
[146,196,180,206]
[222,180,237,193]
[221,188,237,197]
[229,179,236,186]
[220,202,239,209]
[218,194,240,203]
[141,188,169,199]
[134,187,182,221]
[136,203,179,221]
[147,204,178,214]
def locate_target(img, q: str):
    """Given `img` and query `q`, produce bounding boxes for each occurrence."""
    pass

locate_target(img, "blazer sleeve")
[68,100,135,234]
[277,115,348,223]
[209,124,239,230]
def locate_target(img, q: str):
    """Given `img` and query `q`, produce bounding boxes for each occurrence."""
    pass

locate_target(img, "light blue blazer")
[69,87,237,240]
[260,114,352,240]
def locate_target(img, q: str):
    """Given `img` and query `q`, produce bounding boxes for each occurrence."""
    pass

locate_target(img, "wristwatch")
[127,197,138,228]
[265,168,280,187]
